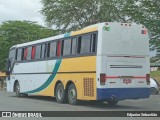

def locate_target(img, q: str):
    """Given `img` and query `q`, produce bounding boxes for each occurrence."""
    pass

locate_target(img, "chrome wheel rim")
[16,85,20,95]
[57,87,63,100]
[69,89,76,101]
[151,87,157,95]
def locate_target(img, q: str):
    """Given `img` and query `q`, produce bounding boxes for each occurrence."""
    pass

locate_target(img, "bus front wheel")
[55,83,67,103]
[68,83,78,105]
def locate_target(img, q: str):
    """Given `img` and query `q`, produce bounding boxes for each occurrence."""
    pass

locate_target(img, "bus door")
[6,48,16,76]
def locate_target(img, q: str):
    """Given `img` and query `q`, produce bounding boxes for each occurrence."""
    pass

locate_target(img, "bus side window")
[90,33,97,53]
[26,46,32,60]
[78,34,91,54]
[77,36,82,54]
[17,48,23,61]
[23,47,28,60]
[71,38,77,55]
[35,44,41,59]
[46,43,50,58]
[31,46,36,60]
[50,42,57,57]
[41,43,46,58]
[57,41,61,57]
[61,39,71,56]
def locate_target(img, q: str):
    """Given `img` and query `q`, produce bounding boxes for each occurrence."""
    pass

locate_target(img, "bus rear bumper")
[97,88,150,101]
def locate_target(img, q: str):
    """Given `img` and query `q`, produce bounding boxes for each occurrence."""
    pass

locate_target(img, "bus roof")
[14,22,144,48]
[15,23,103,48]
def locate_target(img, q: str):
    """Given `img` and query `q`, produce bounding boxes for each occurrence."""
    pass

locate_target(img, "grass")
[150,71,160,82]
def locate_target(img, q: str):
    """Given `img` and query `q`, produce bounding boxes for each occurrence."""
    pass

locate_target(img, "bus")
[6,22,150,105]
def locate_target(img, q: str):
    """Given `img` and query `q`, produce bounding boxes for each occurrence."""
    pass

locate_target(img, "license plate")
[123,78,131,84]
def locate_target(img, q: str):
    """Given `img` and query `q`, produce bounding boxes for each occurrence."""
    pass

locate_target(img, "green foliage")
[41,0,127,32]
[0,20,57,71]
[151,71,160,82]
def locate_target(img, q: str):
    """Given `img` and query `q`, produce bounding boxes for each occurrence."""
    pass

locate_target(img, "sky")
[0,0,44,26]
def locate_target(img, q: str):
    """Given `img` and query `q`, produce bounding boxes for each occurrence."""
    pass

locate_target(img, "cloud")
[0,0,45,26]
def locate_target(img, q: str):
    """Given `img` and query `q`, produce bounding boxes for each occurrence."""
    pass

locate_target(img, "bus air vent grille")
[83,78,94,97]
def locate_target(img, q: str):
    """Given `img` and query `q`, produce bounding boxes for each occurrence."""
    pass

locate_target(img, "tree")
[41,0,127,32]
[0,20,57,70]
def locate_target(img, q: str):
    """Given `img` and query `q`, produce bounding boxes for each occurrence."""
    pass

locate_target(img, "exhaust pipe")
[111,95,116,101]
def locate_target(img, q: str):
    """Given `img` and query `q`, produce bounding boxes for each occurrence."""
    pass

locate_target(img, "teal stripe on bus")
[23,59,62,94]
[64,32,71,37]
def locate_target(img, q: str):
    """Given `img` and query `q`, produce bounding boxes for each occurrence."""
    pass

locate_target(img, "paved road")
[0,90,160,120]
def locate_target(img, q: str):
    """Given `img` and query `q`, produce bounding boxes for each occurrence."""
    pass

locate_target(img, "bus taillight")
[146,74,150,85]
[100,73,106,85]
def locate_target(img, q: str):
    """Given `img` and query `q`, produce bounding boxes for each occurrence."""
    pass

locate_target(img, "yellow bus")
[6,22,150,105]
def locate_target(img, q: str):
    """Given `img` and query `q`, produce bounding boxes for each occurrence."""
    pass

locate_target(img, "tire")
[107,101,118,105]
[150,87,157,95]
[55,83,67,103]
[68,84,78,105]
[15,82,21,97]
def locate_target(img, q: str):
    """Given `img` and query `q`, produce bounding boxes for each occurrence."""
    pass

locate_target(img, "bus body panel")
[96,23,150,101]
[9,56,97,100]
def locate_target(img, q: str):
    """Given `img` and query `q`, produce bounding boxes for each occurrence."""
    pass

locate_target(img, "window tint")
[35,45,41,59]
[62,39,71,56]
[90,33,97,52]
[17,48,22,61]
[41,43,46,58]
[31,46,36,60]
[27,46,32,60]
[77,36,81,54]
[14,33,97,62]
[23,47,28,60]
[77,34,97,54]
[57,41,61,57]
[46,43,50,58]
[71,38,77,55]
[81,35,91,53]
[77,35,91,54]
[50,42,57,57]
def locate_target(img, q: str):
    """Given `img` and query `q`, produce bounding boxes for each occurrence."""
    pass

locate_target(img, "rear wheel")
[15,82,21,97]
[68,84,78,105]
[150,87,157,95]
[107,101,118,105]
[55,83,67,103]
